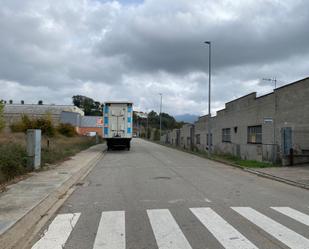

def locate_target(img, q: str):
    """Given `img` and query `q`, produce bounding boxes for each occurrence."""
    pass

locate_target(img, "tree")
[0,100,5,131]
[72,95,103,116]
[133,110,182,137]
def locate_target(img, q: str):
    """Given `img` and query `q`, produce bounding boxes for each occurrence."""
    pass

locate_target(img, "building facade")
[179,124,194,150]
[209,77,309,164]
[3,103,84,126]
[161,77,309,165]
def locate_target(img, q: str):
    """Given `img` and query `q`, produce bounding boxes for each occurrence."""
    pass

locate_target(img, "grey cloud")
[0,0,309,116]
[97,0,309,74]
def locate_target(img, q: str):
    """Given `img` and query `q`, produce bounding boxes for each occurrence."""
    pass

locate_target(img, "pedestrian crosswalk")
[191,208,258,249]
[31,213,80,249]
[31,207,309,249]
[147,209,193,249]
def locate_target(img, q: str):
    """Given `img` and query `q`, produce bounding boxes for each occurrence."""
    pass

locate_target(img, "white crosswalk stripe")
[147,209,193,249]
[271,207,309,226]
[190,207,258,249]
[31,207,309,249]
[93,211,126,249]
[232,207,309,249]
[31,213,81,249]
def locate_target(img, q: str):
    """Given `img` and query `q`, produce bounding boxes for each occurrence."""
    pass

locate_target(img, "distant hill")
[174,114,199,123]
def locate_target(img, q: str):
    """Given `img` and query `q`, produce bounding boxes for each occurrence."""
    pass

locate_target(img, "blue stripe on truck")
[104,127,108,135]
[128,106,132,113]
[127,127,131,133]
[127,117,131,123]
[104,105,109,113]
[104,116,108,124]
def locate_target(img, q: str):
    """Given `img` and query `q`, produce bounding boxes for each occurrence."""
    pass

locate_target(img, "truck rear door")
[110,104,126,137]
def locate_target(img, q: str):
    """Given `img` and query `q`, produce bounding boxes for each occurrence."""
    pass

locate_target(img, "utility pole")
[205,41,212,156]
[159,93,162,140]
[263,77,278,163]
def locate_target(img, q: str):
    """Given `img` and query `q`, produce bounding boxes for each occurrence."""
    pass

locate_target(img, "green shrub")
[0,143,27,181]
[10,122,25,133]
[57,123,76,137]
[34,117,55,136]
[10,115,55,137]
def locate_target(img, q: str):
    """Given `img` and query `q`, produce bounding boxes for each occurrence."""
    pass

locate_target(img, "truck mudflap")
[106,138,131,151]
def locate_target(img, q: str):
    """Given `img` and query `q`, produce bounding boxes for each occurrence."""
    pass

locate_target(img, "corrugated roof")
[4,104,84,116]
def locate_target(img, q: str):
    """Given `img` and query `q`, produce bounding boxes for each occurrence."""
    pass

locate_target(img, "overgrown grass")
[0,143,27,182]
[41,135,98,165]
[0,132,100,184]
[151,140,276,168]
[211,153,274,168]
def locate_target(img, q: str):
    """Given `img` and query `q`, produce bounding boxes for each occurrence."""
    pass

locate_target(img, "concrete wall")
[170,129,180,146]
[160,130,172,144]
[161,77,309,165]
[209,92,276,162]
[179,124,194,150]
[197,77,309,164]
[194,115,209,151]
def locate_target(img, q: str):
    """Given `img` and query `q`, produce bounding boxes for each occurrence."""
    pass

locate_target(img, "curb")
[243,168,309,190]
[0,144,107,249]
[151,140,309,191]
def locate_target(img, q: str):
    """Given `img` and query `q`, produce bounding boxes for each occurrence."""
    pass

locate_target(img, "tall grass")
[0,132,98,184]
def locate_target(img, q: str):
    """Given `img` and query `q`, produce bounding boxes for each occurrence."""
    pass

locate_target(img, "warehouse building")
[194,115,210,151]
[170,129,180,146]
[60,112,103,136]
[3,103,84,126]
[161,76,309,165]
[208,77,309,165]
[179,124,194,150]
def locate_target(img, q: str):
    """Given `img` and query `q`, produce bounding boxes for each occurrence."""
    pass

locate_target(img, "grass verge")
[0,132,101,184]
[149,139,276,168]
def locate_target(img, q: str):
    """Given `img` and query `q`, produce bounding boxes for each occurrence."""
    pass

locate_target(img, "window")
[222,128,231,142]
[248,125,262,144]
[196,134,201,144]
[234,126,238,133]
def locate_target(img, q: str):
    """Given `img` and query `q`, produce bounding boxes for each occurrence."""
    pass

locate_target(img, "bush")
[10,115,55,137]
[57,123,76,137]
[0,143,27,181]
[153,129,160,141]
[34,117,55,136]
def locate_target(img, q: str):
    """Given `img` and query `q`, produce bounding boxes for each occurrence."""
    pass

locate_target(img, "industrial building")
[162,77,309,165]
[3,103,84,125]
[3,102,104,136]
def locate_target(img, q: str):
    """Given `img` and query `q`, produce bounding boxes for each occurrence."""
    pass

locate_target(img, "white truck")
[103,102,133,150]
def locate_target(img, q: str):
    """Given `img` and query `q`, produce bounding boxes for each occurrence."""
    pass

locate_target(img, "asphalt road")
[31,138,309,249]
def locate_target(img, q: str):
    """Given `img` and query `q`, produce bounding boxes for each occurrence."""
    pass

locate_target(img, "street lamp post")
[205,41,212,156]
[159,93,163,140]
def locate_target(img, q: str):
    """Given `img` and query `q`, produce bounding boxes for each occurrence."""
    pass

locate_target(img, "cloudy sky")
[0,0,308,116]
